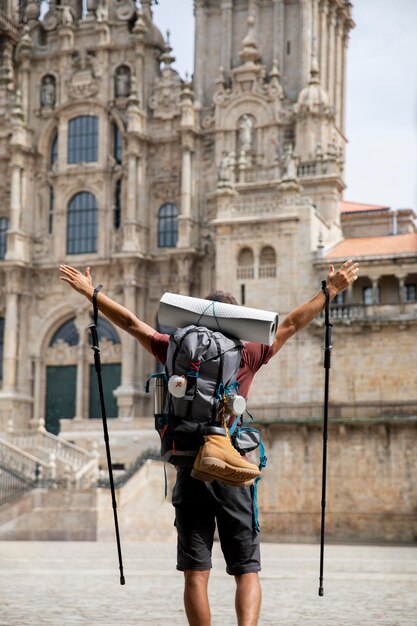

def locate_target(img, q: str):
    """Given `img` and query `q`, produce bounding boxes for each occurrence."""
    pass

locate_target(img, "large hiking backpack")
[149,325,243,466]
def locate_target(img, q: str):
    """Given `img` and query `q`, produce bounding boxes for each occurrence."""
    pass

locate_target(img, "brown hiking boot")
[198,427,261,483]
[191,447,255,486]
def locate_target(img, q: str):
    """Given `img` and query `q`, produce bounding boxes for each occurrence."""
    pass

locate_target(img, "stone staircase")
[0,424,176,541]
[0,427,99,507]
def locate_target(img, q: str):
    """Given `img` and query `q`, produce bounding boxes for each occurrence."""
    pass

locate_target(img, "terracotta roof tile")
[325,233,417,259]
[341,200,390,213]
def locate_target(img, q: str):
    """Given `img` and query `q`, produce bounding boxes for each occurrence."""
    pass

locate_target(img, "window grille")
[259,246,276,278]
[0,317,4,381]
[113,123,123,164]
[0,218,8,260]
[49,318,79,347]
[114,179,122,230]
[50,131,58,167]
[67,191,98,254]
[237,247,254,279]
[48,187,54,235]
[68,116,98,164]
[158,203,178,248]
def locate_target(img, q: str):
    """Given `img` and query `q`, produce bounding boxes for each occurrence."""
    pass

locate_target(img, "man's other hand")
[59,265,94,299]
[327,260,359,298]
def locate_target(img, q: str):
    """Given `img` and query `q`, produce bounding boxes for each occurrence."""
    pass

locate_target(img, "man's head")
[205,290,238,306]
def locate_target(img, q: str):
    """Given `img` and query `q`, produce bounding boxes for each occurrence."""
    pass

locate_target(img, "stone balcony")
[326,301,417,323]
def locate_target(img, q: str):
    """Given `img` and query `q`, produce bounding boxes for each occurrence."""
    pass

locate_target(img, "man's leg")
[235,572,261,626]
[184,569,211,626]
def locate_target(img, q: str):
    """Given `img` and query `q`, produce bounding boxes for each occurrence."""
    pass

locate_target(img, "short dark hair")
[205,290,238,305]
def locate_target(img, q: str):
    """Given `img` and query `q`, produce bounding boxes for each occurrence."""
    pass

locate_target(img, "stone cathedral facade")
[0,1,416,541]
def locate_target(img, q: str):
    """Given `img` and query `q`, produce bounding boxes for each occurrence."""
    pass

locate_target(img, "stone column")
[372,278,379,305]
[181,147,191,219]
[221,0,233,74]
[32,356,42,424]
[10,164,21,231]
[194,0,206,105]
[114,267,140,418]
[319,0,328,91]
[327,5,336,105]
[335,14,344,128]
[397,275,406,312]
[74,343,84,421]
[177,145,192,249]
[300,0,312,87]
[20,61,31,119]
[2,291,18,392]
[272,0,285,76]
[122,152,139,252]
[340,31,348,133]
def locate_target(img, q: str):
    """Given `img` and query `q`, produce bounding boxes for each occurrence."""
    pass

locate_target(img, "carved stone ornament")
[43,9,59,31]
[149,67,182,120]
[68,69,98,99]
[115,0,136,21]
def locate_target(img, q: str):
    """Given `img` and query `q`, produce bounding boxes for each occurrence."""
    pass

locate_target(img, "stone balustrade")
[2,430,98,488]
[323,302,417,322]
[0,438,52,482]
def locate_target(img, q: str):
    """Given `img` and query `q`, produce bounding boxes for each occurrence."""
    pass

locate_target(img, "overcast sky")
[152,0,417,210]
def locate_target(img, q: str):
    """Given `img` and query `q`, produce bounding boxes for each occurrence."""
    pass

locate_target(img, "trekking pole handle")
[321,281,333,370]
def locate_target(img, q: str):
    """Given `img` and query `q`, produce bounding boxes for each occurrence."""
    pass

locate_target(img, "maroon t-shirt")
[151,331,273,399]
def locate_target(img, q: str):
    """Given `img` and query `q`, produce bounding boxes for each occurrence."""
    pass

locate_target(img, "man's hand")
[59,265,94,300]
[327,260,359,299]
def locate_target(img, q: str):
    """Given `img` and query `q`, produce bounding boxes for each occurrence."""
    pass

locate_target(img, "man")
[59,259,359,626]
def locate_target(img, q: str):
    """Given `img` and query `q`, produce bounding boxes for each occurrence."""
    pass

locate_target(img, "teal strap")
[253,476,262,532]
[229,415,241,436]
[196,300,222,331]
[252,432,267,532]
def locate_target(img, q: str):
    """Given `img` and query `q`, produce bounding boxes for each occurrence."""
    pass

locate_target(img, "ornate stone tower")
[194,0,354,409]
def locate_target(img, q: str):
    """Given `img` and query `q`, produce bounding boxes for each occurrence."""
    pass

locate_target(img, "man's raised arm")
[59,264,156,355]
[271,260,359,356]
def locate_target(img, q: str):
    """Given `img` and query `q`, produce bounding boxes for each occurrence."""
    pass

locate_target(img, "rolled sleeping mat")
[158,292,279,346]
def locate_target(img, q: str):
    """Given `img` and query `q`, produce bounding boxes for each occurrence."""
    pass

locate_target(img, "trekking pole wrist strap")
[92,284,103,326]
[321,280,329,308]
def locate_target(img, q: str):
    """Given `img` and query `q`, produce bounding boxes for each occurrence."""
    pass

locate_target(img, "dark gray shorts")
[172,468,261,576]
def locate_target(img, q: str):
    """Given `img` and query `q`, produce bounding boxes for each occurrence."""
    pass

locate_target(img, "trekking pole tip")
[318,586,324,597]
[120,574,126,585]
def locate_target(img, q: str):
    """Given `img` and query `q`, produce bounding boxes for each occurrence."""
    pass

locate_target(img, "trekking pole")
[89,285,125,586]
[318,280,333,597]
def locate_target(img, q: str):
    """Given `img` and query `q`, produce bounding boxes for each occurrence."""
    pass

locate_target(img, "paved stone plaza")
[0,540,415,626]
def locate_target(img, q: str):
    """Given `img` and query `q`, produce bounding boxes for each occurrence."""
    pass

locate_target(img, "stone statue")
[239,114,254,153]
[96,0,108,22]
[115,66,131,98]
[284,144,297,180]
[40,75,56,108]
[60,5,74,25]
[218,152,230,183]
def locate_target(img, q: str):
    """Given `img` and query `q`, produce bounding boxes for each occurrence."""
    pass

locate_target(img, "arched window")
[49,318,79,347]
[0,217,8,260]
[50,131,58,167]
[89,316,121,345]
[259,246,277,278]
[113,122,123,164]
[68,115,98,164]
[0,317,4,381]
[48,187,54,235]
[67,192,98,254]
[114,179,122,229]
[237,247,254,279]
[158,203,178,248]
